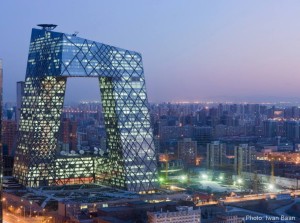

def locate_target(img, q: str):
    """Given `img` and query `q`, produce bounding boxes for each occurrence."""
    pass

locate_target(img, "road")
[274,197,300,218]
[3,211,49,223]
[195,192,299,222]
[197,195,267,206]
[227,205,276,217]
[196,193,273,206]
[4,212,31,223]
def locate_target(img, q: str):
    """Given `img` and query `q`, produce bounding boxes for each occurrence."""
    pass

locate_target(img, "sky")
[1,0,300,103]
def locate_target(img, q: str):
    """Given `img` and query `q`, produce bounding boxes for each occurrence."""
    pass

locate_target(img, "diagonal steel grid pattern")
[13,28,158,193]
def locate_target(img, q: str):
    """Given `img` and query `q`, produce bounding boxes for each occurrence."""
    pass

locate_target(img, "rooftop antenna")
[37,24,57,31]
[72,31,79,36]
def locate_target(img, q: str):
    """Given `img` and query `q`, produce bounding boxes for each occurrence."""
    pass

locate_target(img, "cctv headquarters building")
[13,25,158,193]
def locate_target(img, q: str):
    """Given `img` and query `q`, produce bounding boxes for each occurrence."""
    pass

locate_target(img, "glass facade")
[54,156,103,185]
[13,28,158,192]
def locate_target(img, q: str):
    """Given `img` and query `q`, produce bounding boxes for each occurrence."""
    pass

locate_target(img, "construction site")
[157,146,300,195]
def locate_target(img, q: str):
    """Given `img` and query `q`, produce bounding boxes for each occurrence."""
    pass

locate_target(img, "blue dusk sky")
[1,0,300,103]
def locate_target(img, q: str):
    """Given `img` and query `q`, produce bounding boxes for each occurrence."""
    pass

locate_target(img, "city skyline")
[2,2,300,222]
[2,1,300,103]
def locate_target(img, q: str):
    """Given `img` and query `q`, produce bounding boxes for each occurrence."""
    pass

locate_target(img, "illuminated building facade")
[147,206,201,223]
[234,144,255,175]
[16,81,25,128]
[13,26,158,193]
[177,138,197,166]
[59,118,77,152]
[207,141,226,170]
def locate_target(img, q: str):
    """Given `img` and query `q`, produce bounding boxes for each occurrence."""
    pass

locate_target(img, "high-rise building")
[284,120,300,141]
[59,118,77,152]
[234,144,255,175]
[2,120,17,156]
[177,138,197,166]
[16,81,25,128]
[0,59,3,223]
[13,25,158,193]
[206,141,226,170]
[193,126,213,146]
[263,120,278,138]
[160,126,193,141]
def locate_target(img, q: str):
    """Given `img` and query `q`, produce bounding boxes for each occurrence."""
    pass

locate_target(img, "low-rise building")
[147,206,201,223]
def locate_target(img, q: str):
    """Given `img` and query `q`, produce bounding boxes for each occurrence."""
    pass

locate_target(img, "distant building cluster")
[150,102,300,181]
[4,101,300,182]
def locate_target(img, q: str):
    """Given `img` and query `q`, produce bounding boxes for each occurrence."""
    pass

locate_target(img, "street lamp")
[159,177,164,184]
[268,183,275,191]
[2,198,7,210]
[20,206,25,217]
[237,178,243,191]
[180,175,187,182]
[201,173,208,180]
[29,200,33,217]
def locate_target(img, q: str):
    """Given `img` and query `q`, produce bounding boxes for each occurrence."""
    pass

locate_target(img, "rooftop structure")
[147,206,201,223]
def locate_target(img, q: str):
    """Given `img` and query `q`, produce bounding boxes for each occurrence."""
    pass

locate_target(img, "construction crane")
[159,150,169,183]
[270,158,275,184]
[253,171,258,193]
[165,151,169,182]
[266,153,282,184]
